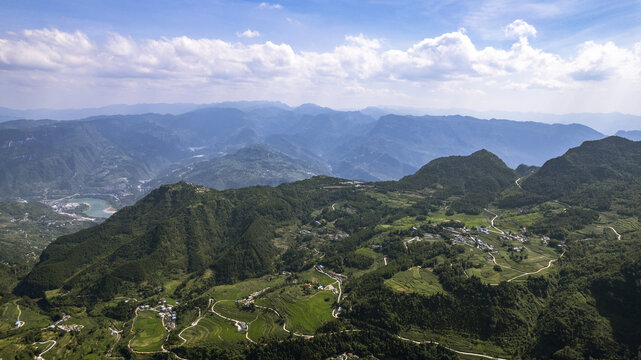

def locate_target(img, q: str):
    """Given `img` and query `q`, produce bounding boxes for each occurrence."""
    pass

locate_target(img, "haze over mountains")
[4,102,641,134]
[0,102,617,206]
[11,135,641,359]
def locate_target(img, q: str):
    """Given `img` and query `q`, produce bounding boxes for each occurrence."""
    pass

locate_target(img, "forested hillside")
[2,138,641,360]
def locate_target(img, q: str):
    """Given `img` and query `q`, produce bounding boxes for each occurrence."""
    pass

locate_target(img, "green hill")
[16,182,291,298]
[521,136,641,210]
[148,144,319,191]
[397,149,516,213]
[8,143,641,359]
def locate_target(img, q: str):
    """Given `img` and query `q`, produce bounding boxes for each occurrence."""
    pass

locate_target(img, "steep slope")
[399,149,516,192]
[16,182,294,298]
[0,116,185,201]
[330,114,603,180]
[148,144,320,190]
[17,149,515,299]
[522,136,641,200]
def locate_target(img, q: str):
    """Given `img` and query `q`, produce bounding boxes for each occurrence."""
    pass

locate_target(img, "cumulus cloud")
[259,2,282,9]
[505,19,537,39]
[236,29,261,38]
[0,22,640,111]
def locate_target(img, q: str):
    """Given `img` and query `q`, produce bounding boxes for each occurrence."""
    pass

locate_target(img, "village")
[44,313,84,332]
[139,298,178,330]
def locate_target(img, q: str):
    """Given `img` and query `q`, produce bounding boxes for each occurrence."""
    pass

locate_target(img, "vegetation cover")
[1,136,641,359]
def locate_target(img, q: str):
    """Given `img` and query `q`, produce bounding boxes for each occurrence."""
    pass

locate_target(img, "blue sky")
[1,0,640,114]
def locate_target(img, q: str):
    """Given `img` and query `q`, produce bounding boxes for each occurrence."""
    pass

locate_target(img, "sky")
[1,0,640,114]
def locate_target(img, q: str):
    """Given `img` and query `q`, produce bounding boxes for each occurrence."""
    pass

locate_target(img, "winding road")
[33,340,56,360]
[106,327,122,358]
[515,177,522,189]
[484,209,505,234]
[506,250,566,282]
[178,299,214,345]
[210,300,257,344]
[608,226,622,240]
[395,335,508,360]
[14,304,24,328]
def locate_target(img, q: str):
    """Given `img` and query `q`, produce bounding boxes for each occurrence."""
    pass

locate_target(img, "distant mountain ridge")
[0,103,610,205]
[147,144,320,191]
[16,149,515,298]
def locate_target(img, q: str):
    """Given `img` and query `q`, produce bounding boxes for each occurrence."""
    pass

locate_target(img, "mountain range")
[7,136,641,360]
[0,103,608,206]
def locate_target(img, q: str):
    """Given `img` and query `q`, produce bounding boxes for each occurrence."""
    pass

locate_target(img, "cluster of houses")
[299,228,350,241]
[45,313,84,332]
[474,226,491,235]
[452,234,494,251]
[303,282,339,295]
[501,232,529,243]
[157,299,177,329]
[138,299,178,330]
[329,353,361,360]
[236,287,271,308]
[339,181,373,189]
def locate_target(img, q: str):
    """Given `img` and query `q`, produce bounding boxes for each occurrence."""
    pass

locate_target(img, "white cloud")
[0,23,640,113]
[259,2,282,9]
[236,29,261,38]
[505,19,537,39]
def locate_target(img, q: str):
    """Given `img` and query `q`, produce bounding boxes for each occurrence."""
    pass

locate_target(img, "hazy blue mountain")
[615,130,641,141]
[147,144,320,191]
[0,119,58,130]
[0,103,611,205]
[0,101,290,123]
[360,106,641,134]
[286,111,376,155]
[329,114,603,180]
[0,117,184,201]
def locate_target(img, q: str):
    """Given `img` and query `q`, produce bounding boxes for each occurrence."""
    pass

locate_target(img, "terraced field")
[246,310,288,342]
[259,287,335,335]
[130,310,166,352]
[182,316,247,344]
[385,266,444,296]
[212,275,286,300]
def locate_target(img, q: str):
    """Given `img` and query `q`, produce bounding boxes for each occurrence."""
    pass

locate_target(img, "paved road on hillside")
[608,226,622,240]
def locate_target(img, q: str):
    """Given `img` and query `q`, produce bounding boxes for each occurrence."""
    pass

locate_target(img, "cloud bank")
[0,21,640,112]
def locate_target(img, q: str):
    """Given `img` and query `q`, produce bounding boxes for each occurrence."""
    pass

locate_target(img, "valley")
[0,135,640,359]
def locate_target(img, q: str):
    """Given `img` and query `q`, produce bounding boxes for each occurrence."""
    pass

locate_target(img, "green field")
[429,210,492,228]
[181,315,247,344]
[354,247,379,259]
[214,301,259,323]
[494,211,544,233]
[385,266,444,296]
[213,274,286,300]
[129,310,166,352]
[298,268,336,286]
[246,310,288,342]
[259,287,335,335]
[463,238,560,284]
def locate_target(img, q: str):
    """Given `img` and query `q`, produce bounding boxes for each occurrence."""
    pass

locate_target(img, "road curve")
[484,209,505,234]
[33,340,56,360]
[507,250,565,282]
[396,335,508,360]
[608,226,622,240]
